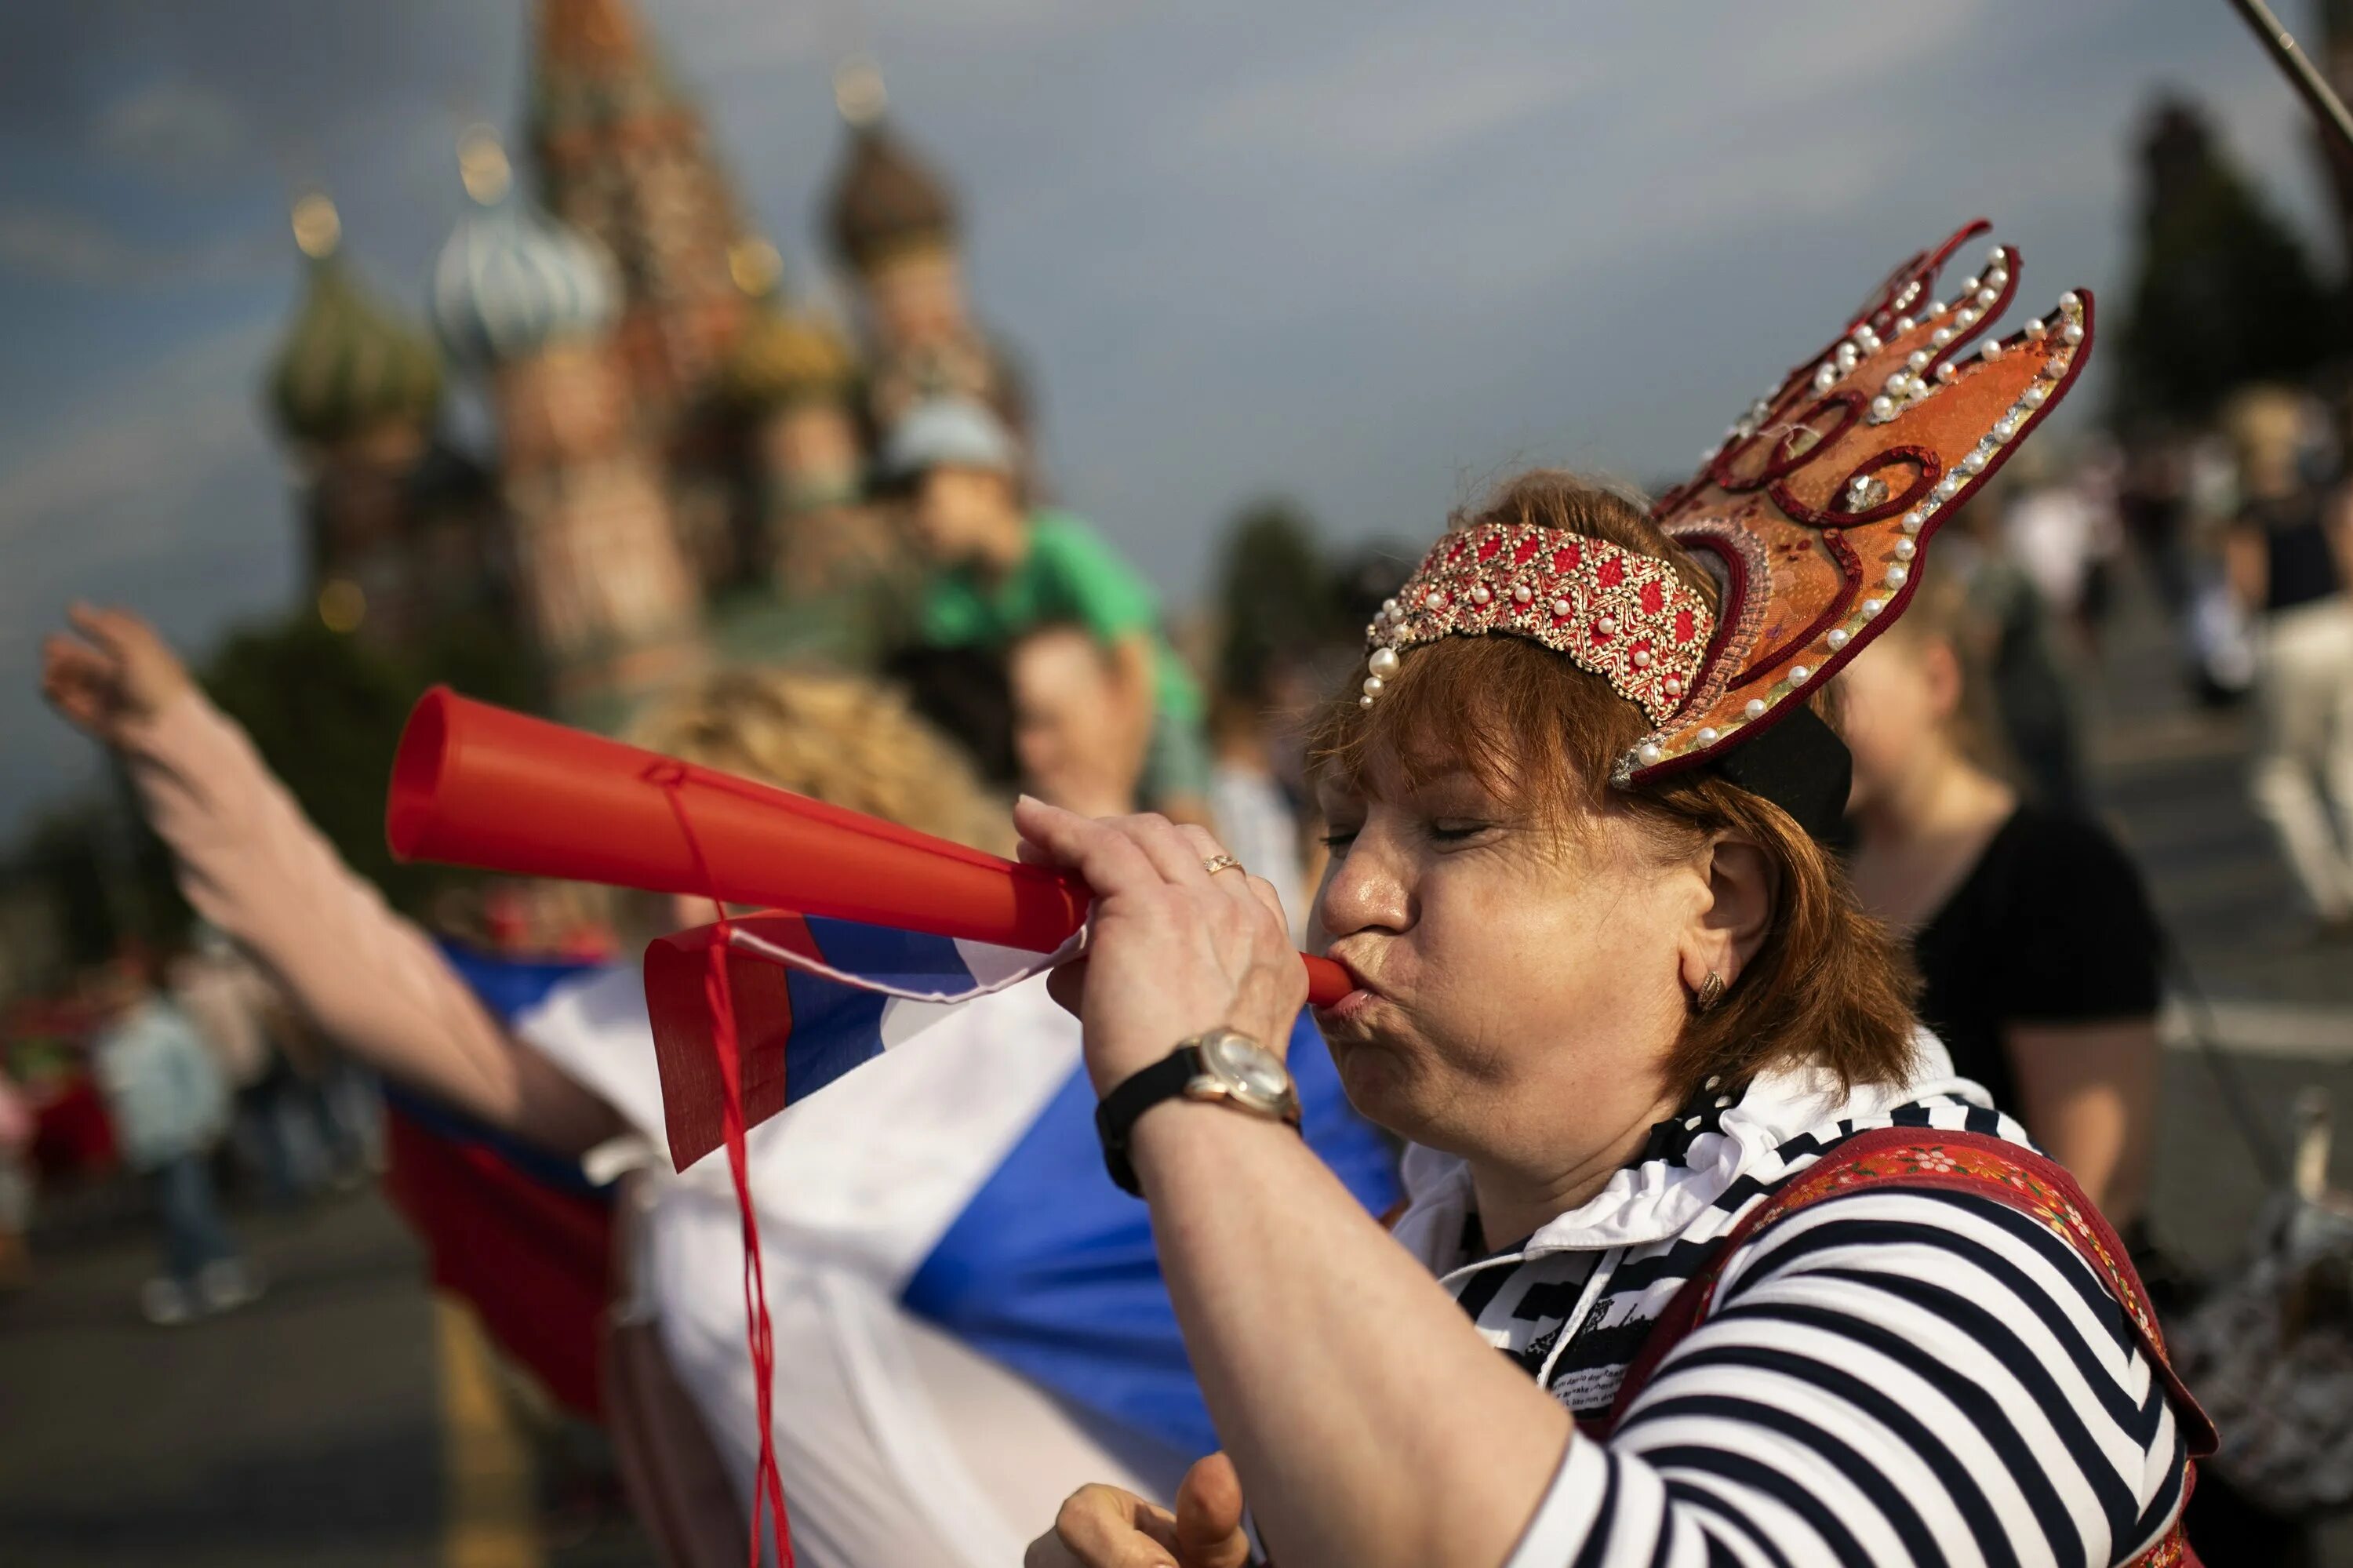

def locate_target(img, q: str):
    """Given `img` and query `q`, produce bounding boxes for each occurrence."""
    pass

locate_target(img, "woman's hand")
[1024,1453,1253,1568]
[1013,797,1304,1094]
[41,604,193,747]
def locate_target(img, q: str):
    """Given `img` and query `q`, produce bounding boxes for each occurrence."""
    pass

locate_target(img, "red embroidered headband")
[1366,527,1712,724]
[1362,218,2092,804]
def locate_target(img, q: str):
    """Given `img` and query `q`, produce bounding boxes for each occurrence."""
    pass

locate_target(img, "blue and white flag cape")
[453,915,1399,1464]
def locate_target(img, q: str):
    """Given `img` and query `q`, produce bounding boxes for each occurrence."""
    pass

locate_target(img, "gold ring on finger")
[1202,854,1245,877]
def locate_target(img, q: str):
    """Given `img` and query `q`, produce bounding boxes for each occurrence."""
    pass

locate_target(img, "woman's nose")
[1310,838,1409,944]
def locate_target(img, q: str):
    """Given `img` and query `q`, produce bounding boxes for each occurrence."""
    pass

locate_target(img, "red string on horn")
[654,763,791,1568]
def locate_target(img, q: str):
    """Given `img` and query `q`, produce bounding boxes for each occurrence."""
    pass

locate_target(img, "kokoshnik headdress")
[1363,219,2092,839]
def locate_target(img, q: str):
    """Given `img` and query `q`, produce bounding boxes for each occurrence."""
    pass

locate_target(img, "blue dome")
[431,196,619,366]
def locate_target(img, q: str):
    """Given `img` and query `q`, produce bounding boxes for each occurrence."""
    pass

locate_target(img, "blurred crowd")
[3,19,2352,1563]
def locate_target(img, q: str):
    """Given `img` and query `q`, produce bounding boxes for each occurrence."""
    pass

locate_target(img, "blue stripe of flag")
[780,919,976,1106]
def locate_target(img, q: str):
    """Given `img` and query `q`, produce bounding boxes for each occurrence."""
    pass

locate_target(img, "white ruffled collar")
[1393,1030,1986,1269]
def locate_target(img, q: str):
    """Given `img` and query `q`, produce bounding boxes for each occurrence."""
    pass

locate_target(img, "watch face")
[1199,1032,1293,1110]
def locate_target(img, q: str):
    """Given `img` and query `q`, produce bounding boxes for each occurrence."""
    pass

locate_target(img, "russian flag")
[587,911,1402,1463]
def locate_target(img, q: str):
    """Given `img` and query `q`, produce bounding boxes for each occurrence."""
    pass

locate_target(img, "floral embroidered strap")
[1592,1127,2216,1567]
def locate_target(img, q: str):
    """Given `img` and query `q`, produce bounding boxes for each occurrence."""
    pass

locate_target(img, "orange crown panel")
[1624,219,2093,786]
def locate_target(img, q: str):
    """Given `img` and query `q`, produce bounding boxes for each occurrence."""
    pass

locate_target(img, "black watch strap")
[1094,1046,1203,1196]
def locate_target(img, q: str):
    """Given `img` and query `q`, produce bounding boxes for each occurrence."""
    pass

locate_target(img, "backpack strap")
[1584,1127,2212,1565]
[1592,1126,2217,1452]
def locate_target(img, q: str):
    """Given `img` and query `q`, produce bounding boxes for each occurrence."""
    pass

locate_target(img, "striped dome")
[722,303,857,408]
[430,196,620,366]
[267,256,445,446]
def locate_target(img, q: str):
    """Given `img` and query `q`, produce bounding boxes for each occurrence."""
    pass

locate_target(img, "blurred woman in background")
[2224,386,2353,934]
[1838,573,2164,1230]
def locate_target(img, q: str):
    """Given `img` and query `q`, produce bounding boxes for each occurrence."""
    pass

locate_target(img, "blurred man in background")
[885,396,1212,824]
[87,953,256,1325]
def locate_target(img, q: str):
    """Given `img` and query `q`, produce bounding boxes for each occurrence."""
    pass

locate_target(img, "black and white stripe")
[1406,1078,2190,1566]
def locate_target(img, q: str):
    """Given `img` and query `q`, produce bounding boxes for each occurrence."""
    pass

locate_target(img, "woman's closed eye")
[1319,816,1498,852]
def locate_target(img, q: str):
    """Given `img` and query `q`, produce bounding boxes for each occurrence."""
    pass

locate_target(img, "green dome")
[722,302,857,409]
[268,253,445,446]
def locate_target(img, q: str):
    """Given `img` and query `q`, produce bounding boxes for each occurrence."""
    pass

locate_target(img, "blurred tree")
[1216,499,1335,701]
[201,606,540,915]
[2316,0,2353,272]
[202,614,424,906]
[2114,96,2344,429]
[2,792,184,970]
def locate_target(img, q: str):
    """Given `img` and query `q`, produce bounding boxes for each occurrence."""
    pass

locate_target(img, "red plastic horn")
[387,687,1348,1002]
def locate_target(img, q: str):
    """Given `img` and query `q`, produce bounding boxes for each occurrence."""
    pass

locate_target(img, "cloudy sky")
[0,0,2338,832]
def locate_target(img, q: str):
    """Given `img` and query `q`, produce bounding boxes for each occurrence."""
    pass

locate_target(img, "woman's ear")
[1681,832,1777,993]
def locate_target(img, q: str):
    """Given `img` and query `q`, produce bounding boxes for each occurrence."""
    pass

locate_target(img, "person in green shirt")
[882,396,1212,819]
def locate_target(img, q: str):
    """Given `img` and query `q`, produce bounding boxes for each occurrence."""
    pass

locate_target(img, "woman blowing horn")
[1023,228,2212,1568]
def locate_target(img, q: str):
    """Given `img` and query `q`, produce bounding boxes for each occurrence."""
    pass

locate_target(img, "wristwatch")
[1095,1028,1303,1195]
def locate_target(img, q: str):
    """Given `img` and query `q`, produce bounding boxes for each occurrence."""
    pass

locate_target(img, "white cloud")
[0,316,280,565]
[1194,20,1595,164]
[91,78,255,173]
[0,206,274,286]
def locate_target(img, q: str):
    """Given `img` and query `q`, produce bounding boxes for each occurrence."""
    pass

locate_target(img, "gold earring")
[1694,970,1726,1013]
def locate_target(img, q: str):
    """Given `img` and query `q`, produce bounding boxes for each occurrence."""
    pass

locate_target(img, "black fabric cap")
[1704,704,1852,845]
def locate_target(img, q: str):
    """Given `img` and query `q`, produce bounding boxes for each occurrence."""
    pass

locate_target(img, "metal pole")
[2225,0,2353,158]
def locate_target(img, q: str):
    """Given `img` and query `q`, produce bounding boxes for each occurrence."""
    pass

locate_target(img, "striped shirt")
[1392,1051,2191,1566]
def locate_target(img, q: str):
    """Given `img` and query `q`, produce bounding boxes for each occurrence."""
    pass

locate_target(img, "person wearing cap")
[882,397,1213,822]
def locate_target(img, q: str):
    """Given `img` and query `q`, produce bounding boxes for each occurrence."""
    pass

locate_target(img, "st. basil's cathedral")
[262,0,1024,721]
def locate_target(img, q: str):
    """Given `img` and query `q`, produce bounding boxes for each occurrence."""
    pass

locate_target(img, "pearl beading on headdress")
[1363,525,1715,723]
[1640,287,2089,773]
[1633,224,2093,786]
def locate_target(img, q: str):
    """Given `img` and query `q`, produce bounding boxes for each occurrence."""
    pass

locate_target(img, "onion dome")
[722,300,857,409]
[267,195,444,446]
[823,63,958,271]
[429,130,620,366]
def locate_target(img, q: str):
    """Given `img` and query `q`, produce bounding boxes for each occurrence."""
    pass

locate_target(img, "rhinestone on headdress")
[1365,526,1715,724]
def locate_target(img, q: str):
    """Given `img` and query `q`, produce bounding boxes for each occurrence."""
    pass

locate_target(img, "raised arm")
[42,606,620,1155]
[1016,801,2186,1568]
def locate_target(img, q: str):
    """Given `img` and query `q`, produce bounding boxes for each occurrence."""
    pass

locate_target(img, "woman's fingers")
[41,631,108,686]
[1171,823,1290,927]
[1121,813,1220,887]
[1173,1453,1253,1568]
[38,634,119,733]
[67,602,140,660]
[1015,796,1166,900]
[1043,1485,1184,1568]
[1239,874,1290,930]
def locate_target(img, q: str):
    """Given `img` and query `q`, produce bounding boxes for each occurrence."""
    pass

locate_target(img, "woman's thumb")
[1173,1452,1250,1568]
